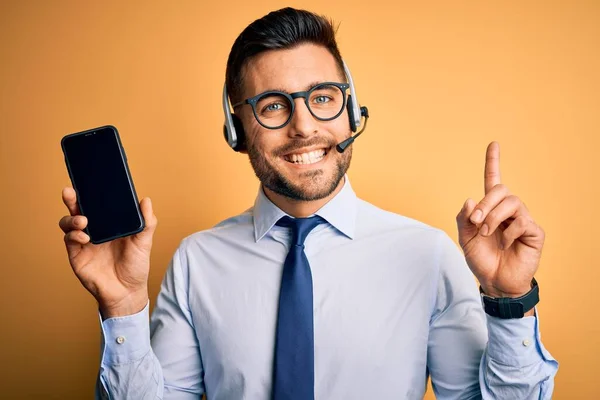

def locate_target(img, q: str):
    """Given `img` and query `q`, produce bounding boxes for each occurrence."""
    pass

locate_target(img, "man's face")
[237,43,352,201]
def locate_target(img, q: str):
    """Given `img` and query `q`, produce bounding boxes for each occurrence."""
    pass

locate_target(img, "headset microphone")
[336,106,369,153]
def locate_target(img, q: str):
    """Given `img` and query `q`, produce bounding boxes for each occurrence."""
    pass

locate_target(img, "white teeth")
[285,149,326,165]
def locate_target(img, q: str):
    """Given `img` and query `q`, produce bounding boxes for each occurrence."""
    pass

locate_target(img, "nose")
[287,98,318,138]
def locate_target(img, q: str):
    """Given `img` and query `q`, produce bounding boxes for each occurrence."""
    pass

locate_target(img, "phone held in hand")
[61,125,145,244]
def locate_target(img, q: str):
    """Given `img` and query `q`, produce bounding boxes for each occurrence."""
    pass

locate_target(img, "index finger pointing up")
[484,141,501,194]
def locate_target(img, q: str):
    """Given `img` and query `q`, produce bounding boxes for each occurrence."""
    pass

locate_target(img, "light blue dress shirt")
[97,177,558,399]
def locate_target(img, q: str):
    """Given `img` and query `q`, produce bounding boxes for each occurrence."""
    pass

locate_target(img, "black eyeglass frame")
[232,82,350,130]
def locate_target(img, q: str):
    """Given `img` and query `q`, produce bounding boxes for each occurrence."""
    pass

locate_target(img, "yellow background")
[0,1,597,398]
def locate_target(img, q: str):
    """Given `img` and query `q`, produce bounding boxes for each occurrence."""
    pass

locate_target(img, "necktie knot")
[276,216,324,247]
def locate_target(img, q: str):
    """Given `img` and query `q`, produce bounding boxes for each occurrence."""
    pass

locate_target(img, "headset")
[222,60,368,152]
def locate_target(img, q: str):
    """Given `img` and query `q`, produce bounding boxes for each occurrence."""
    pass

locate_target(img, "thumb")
[456,198,478,248]
[134,197,158,244]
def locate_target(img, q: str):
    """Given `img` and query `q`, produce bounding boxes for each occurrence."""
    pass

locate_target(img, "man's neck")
[262,177,345,218]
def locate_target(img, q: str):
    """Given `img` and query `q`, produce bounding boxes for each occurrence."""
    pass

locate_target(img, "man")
[59,7,557,399]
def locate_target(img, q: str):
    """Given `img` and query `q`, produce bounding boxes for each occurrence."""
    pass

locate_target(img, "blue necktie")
[272,216,323,400]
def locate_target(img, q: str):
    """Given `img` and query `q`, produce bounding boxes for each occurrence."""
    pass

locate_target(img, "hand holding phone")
[59,188,158,318]
[59,126,158,318]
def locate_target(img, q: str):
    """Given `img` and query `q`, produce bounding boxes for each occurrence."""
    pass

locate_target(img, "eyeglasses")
[232,82,350,130]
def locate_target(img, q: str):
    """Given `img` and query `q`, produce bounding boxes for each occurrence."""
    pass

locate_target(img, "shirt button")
[522,339,531,347]
[116,336,126,345]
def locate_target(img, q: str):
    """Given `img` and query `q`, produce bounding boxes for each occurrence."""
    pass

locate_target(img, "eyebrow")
[258,81,330,95]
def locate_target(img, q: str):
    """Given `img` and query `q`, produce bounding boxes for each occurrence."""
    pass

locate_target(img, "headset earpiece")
[342,61,362,132]
[231,114,246,152]
[222,114,246,152]
[347,94,357,133]
[223,83,247,152]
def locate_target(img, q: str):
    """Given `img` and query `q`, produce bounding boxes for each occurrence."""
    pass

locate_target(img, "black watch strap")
[480,278,539,319]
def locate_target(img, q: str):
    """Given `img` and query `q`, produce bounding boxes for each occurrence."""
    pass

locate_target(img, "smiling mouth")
[283,148,329,165]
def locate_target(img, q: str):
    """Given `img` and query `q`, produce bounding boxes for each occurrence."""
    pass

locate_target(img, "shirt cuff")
[485,307,544,367]
[99,301,151,366]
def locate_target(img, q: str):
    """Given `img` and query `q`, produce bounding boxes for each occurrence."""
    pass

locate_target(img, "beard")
[246,136,352,201]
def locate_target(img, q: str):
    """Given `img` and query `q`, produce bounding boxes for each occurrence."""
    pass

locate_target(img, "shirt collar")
[253,175,357,242]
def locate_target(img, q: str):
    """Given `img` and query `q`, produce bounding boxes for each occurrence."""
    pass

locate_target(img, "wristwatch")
[480,278,539,319]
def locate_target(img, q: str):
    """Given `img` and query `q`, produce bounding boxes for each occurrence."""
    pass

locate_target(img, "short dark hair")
[225,7,345,104]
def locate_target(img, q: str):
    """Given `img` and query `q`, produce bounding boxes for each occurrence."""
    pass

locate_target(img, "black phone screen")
[62,126,144,244]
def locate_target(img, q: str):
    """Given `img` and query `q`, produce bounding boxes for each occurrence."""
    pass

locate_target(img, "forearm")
[97,351,163,400]
[96,302,164,399]
[479,310,558,399]
[96,244,207,399]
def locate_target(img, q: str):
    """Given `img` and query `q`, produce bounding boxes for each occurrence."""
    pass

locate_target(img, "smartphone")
[61,125,145,244]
